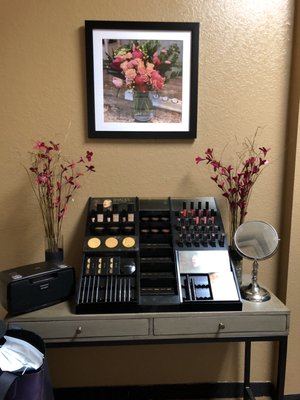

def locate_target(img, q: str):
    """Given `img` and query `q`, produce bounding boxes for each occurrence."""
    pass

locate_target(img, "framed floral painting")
[85,20,199,139]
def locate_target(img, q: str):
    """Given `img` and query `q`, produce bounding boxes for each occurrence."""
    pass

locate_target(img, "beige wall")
[0,0,299,394]
[284,0,300,392]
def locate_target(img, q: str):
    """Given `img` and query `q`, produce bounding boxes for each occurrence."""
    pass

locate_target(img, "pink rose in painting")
[125,68,137,85]
[135,58,146,74]
[123,52,132,60]
[145,62,154,76]
[126,59,138,69]
[110,56,124,72]
[134,74,148,92]
[152,52,161,65]
[150,70,165,90]
[112,77,123,88]
[132,45,143,59]
[120,61,129,72]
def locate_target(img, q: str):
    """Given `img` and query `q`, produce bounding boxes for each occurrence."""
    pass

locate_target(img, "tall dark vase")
[229,246,243,287]
[45,235,64,263]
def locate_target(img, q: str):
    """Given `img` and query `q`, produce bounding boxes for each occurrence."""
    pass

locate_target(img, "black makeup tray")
[75,197,242,314]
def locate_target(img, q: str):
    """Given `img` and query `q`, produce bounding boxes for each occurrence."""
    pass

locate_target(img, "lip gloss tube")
[181,202,187,217]
[189,202,194,216]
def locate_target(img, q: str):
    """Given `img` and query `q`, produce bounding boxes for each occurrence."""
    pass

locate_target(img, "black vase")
[45,235,64,263]
[45,248,64,263]
[229,246,243,287]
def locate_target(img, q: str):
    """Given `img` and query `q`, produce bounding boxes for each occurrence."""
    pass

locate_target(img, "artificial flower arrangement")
[105,39,182,93]
[26,140,95,259]
[195,130,270,247]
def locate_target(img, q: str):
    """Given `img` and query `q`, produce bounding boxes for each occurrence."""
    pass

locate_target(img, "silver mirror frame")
[234,220,279,302]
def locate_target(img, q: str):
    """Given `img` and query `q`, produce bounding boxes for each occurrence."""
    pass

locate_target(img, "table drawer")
[153,315,288,336]
[8,318,150,340]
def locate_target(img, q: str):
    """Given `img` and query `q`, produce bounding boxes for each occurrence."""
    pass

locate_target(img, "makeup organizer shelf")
[75,197,242,314]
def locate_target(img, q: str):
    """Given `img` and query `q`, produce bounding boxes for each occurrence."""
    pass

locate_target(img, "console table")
[3,292,289,400]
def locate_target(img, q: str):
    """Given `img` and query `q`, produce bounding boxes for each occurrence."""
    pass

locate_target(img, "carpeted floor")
[52,382,275,400]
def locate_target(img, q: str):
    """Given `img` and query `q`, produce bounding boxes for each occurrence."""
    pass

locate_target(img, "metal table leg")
[244,340,256,400]
[275,337,288,400]
[244,337,288,400]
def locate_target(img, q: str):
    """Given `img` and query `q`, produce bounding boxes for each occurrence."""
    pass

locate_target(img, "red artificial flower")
[27,140,96,251]
[259,147,270,157]
[195,131,270,245]
[86,164,96,172]
[68,160,76,169]
[195,156,205,164]
[86,151,93,162]
[33,141,47,150]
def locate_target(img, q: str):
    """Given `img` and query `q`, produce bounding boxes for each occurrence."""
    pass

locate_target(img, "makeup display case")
[75,197,242,314]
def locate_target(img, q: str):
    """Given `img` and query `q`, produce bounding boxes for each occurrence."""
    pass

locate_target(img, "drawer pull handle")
[76,326,82,334]
[218,322,225,330]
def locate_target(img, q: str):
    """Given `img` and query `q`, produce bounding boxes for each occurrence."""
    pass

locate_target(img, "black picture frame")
[85,20,199,139]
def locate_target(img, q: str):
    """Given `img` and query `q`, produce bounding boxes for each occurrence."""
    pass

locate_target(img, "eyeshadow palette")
[75,197,242,314]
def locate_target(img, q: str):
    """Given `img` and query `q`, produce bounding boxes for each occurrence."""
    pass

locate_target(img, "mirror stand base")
[241,283,271,302]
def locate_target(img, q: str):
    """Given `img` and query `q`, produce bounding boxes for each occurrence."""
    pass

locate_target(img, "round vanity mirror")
[234,220,279,302]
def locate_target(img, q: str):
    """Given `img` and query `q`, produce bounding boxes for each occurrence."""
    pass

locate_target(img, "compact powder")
[87,237,101,248]
[122,237,136,248]
[105,237,118,248]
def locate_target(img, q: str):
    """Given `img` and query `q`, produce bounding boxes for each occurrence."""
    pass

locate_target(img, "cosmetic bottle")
[96,204,104,223]
[112,204,119,222]
[127,203,135,222]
